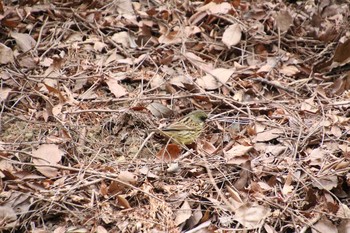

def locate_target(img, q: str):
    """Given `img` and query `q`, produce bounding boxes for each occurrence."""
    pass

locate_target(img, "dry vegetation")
[1,0,350,232]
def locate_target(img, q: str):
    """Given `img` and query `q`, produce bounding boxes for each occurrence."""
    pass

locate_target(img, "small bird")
[158,110,208,145]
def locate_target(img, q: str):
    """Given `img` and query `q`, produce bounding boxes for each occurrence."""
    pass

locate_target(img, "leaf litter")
[0,0,350,232]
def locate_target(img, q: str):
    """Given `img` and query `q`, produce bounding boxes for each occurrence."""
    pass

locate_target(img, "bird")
[158,110,208,145]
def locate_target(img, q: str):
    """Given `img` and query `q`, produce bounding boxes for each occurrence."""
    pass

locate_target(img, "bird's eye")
[200,115,207,121]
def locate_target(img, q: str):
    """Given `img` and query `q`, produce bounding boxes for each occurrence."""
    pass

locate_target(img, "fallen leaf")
[233,203,270,229]
[222,24,242,47]
[156,144,181,162]
[196,68,235,90]
[175,200,192,226]
[118,171,137,184]
[279,65,299,76]
[0,43,14,64]
[274,10,293,32]
[312,175,338,190]
[96,226,108,233]
[0,206,17,225]
[197,2,232,14]
[147,103,173,118]
[312,217,337,233]
[252,128,284,142]
[10,32,36,52]
[282,172,293,195]
[111,31,136,48]
[106,77,128,98]
[0,87,12,102]
[224,145,253,159]
[116,195,131,209]
[32,144,63,178]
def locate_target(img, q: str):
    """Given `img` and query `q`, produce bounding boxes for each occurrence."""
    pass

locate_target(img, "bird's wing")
[162,122,196,131]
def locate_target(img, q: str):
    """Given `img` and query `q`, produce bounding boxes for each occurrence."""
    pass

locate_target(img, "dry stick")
[250,77,299,95]
[33,16,49,52]
[327,100,350,106]
[199,151,236,212]
[132,132,155,161]
[0,154,163,202]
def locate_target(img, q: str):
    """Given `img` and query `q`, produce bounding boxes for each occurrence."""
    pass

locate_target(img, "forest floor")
[1,0,350,232]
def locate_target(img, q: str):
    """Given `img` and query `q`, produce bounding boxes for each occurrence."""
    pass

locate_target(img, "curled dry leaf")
[312,216,337,233]
[196,68,235,90]
[224,145,253,165]
[252,128,284,142]
[0,43,14,64]
[174,200,191,226]
[10,32,36,52]
[279,65,299,76]
[0,206,17,226]
[222,24,242,47]
[118,170,137,184]
[147,103,173,118]
[233,203,270,229]
[312,175,338,191]
[0,87,12,102]
[106,77,128,98]
[156,144,181,162]
[197,2,232,14]
[274,10,293,32]
[32,144,63,178]
[111,31,137,48]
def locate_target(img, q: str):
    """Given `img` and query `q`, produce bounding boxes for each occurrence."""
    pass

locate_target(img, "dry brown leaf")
[233,203,270,229]
[0,206,17,227]
[147,103,173,118]
[312,175,338,191]
[330,125,342,137]
[184,52,213,72]
[300,97,318,113]
[257,57,277,73]
[175,200,192,226]
[274,10,293,32]
[156,144,181,162]
[279,65,299,76]
[118,171,137,184]
[333,38,350,65]
[39,57,53,67]
[282,172,293,195]
[94,41,107,52]
[312,217,337,233]
[252,128,283,142]
[187,206,203,229]
[222,24,242,47]
[149,74,165,90]
[197,2,232,14]
[0,43,14,64]
[96,226,108,233]
[106,77,128,98]
[0,87,12,102]
[111,31,136,48]
[226,185,243,204]
[53,226,66,233]
[224,145,253,159]
[115,0,135,18]
[10,32,36,52]
[169,75,193,88]
[338,219,350,233]
[199,140,217,155]
[196,68,234,90]
[32,144,63,178]
[116,195,131,209]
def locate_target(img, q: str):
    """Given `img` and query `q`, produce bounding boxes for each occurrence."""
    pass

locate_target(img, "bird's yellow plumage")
[159,110,208,145]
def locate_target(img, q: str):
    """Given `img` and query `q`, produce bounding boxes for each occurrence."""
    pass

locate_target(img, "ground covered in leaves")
[1,0,350,232]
